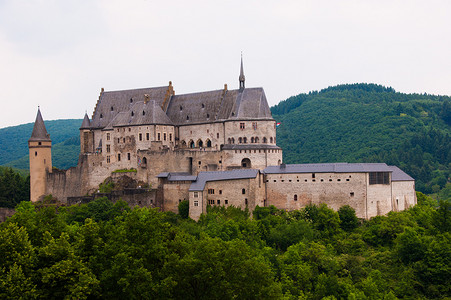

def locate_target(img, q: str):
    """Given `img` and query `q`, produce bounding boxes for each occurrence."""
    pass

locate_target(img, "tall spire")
[29,107,51,142]
[239,53,245,91]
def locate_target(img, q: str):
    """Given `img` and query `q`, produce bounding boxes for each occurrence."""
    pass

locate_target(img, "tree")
[178,200,189,219]
[338,205,359,231]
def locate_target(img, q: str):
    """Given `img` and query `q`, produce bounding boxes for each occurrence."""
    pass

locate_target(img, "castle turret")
[28,107,52,202]
[80,112,94,153]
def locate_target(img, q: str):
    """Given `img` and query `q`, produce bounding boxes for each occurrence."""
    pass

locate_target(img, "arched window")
[181,140,187,148]
[270,137,273,143]
[189,140,195,148]
[228,138,231,144]
[251,137,254,143]
[231,138,235,144]
[197,139,203,148]
[263,137,267,143]
[243,137,247,143]
[206,139,212,147]
[255,137,259,143]
[294,194,298,201]
[241,158,251,168]
[238,137,242,144]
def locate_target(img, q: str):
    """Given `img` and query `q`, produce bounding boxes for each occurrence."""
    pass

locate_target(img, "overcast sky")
[1,0,450,129]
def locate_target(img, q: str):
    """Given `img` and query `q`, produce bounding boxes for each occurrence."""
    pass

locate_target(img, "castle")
[29,59,416,220]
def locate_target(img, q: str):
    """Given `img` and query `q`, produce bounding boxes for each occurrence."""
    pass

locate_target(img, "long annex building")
[29,60,416,220]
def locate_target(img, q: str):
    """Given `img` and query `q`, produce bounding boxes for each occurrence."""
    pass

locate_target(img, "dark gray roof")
[29,108,51,142]
[106,100,173,128]
[80,113,91,129]
[157,172,197,181]
[263,163,393,174]
[90,86,169,129]
[222,144,281,150]
[165,88,273,125]
[189,169,259,191]
[388,166,415,181]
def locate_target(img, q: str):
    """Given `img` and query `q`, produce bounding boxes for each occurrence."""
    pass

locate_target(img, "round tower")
[28,107,52,202]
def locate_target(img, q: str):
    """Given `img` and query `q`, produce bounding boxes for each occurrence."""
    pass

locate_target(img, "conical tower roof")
[80,112,91,129]
[28,107,51,142]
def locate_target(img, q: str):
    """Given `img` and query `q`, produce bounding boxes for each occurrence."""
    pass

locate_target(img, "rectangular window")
[118,153,121,161]
[194,200,199,206]
[194,192,198,198]
[369,172,390,185]
[252,122,257,130]
[217,200,220,205]
[164,133,167,141]
[208,199,215,205]
[242,188,246,194]
[225,200,228,205]
[127,153,131,160]
[118,138,120,143]
[139,133,142,141]
[240,122,245,130]
[106,156,110,163]
[146,133,150,140]
[107,133,110,141]
[106,145,110,153]
[219,190,222,195]
[158,133,161,141]
[208,189,215,194]
[169,133,172,141]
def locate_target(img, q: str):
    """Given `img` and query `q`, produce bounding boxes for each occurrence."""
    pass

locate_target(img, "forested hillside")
[272,84,451,196]
[0,197,449,299]
[0,119,82,170]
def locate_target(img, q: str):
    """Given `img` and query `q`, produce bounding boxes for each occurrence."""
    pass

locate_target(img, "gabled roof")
[80,113,91,129]
[189,169,259,191]
[263,163,393,174]
[165,87,273,125]
[29,108,51,142]
[90,86,169,129]
[388,166,415,181]
[105,100,173,128]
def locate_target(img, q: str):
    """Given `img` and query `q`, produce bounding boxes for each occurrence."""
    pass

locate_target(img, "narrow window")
[158,133,161,141]
[139,133,142,141]
[169,133,172,141]
[312,173,316,178]
[164,133,167,141]
[118,153,121,161]
[294,194,298,201]
[107,156,110,163]
[127,153,131,160]
[106,145,110,153]
[217,200,220,205]
[194,192,198,198]
[146,133,150,140]
[217,133,219,138]
[242,188,246,194]
[245,198,248,205]
[35,151,37,156]
[219,190,222,195]
[107,133,110,141]
[240,122,245,130]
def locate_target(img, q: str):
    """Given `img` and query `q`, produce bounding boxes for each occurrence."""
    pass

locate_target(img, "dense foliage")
[272,84,451,196]
[0,119,82,169]
[0,167,29,208]
[1,196,450,299]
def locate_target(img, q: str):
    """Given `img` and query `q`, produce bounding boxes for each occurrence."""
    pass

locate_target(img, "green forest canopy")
[0,197,449,299]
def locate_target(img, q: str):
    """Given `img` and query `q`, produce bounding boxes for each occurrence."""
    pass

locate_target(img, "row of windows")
[269,178,351,183]
[234,149,280,154]
[239,122,259,130]
[227,136,275,144]
[181,139,213,148]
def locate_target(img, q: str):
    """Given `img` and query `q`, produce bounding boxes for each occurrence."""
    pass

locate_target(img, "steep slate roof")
[388,166,415,181]
[90,86,169,129]
[29,108,51,142]
[166,88,273,125]
[222,144,282,150]
[263,163,394,174]
[105,100,173,128]
[80,113,91,129]
[189,169,259,191]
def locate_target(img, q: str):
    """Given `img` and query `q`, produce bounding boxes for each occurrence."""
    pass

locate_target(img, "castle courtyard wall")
[392,181,416,212]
